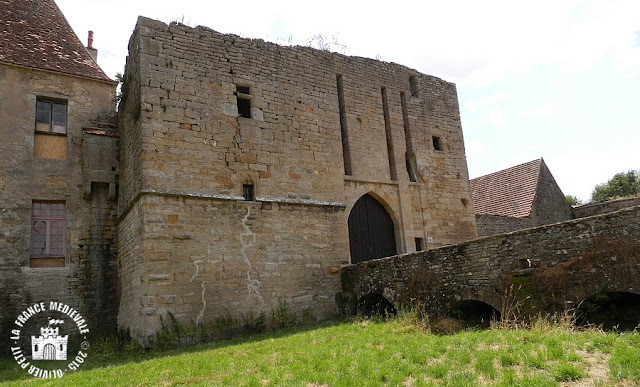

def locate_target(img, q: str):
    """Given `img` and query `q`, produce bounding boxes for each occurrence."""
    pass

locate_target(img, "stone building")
[0,0,478,345]
[0,0,119,345]
[117,17,477,341]
[470,158,572,237]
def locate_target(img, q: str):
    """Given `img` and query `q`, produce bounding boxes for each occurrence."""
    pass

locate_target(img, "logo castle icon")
[31,320,68,361]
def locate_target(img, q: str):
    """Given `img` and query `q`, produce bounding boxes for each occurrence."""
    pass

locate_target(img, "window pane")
[31,220,47,255]
[51,203,65,217]
[51,124,66,134]
[36,101,51,123]
[52,103,66,133]
[50,221,64,256]
[35,122,51,132]
[33,202,46,217]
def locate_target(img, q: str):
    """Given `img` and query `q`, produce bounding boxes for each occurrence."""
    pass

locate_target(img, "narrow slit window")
[243,183,254,201]
[236,85,251,118]
[432,136,442,151]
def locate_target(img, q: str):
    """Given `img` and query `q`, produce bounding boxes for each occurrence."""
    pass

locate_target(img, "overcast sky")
[57,0,639,202]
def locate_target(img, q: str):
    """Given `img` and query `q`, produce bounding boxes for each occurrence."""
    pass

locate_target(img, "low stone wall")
[340,205,640,318]
[475,214,535,238]
[572,197,640,219]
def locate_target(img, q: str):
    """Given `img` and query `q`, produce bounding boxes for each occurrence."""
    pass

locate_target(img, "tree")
[590,170,640,202]
[565,195,582,206]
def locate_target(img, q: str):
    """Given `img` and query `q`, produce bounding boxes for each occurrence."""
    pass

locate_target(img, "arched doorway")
[348,194,397,264]
[43,343,56,360]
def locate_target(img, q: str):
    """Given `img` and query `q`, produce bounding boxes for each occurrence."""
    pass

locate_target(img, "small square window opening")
[432,136,442,151]
[415,238,424,251]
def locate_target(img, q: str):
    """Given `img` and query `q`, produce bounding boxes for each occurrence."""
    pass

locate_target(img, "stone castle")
[0,0,476,343]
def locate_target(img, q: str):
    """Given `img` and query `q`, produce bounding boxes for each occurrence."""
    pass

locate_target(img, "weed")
[548,362,585,382]
[271,300,296,329]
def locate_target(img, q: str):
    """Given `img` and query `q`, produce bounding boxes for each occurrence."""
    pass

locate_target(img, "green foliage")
[565,194,582,206]
[591,170,640,202]
[271,300,296,329]
[548,363,585,382]
[610,338,640,382]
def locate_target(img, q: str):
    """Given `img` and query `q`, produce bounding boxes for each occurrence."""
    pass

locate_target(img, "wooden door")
[348,194,397,264]
[43,343,56,360]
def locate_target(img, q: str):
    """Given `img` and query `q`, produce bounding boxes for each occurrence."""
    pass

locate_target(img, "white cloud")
[466,92,508,112]
[521,106,557,120]
[486,109,507,127]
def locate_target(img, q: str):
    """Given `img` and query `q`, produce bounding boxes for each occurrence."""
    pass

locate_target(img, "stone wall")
[118,194,346,341]
[475,214,535,238]
[117,16,476,341]
[341,205,640,318]
[0,64,118,350]
[573,196,640,219]
[528,160,573,225]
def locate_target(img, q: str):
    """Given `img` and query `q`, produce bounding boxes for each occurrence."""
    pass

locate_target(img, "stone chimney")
[86,30,98,62]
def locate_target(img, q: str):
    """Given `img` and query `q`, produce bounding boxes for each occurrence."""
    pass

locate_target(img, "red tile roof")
[0,0,112,82]
[470,159,544,218]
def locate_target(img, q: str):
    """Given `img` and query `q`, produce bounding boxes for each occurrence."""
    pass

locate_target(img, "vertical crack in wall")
[197,280,207,323]
[191,260,204,282]
[190,260,207,323]
[241,207,264,312]
[191,259,219,322]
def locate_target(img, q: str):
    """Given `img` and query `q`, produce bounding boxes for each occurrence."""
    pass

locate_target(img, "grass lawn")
[1,318,639,386]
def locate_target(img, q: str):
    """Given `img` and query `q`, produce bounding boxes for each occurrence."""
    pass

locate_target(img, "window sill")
[34,131,67,136]
[30,257,65,268]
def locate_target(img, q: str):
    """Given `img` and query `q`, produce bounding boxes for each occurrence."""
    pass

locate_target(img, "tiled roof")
[470,159,544,218]
[0,0,112,82]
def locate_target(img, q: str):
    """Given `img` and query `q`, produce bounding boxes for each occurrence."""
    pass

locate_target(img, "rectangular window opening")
[236,85,251,118]
[30,201,66,268]
[432,136,442,151]
[36,98,67,134]
[415,238,424,252]
[242,184,255,201]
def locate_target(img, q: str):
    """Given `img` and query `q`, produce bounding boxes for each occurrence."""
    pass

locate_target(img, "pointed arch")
[348,194,397,264]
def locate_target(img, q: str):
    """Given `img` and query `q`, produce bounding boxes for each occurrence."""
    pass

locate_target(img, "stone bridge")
[339,205,640,326]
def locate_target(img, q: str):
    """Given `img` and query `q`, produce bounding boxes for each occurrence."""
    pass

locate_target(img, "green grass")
[1,318,639,386]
